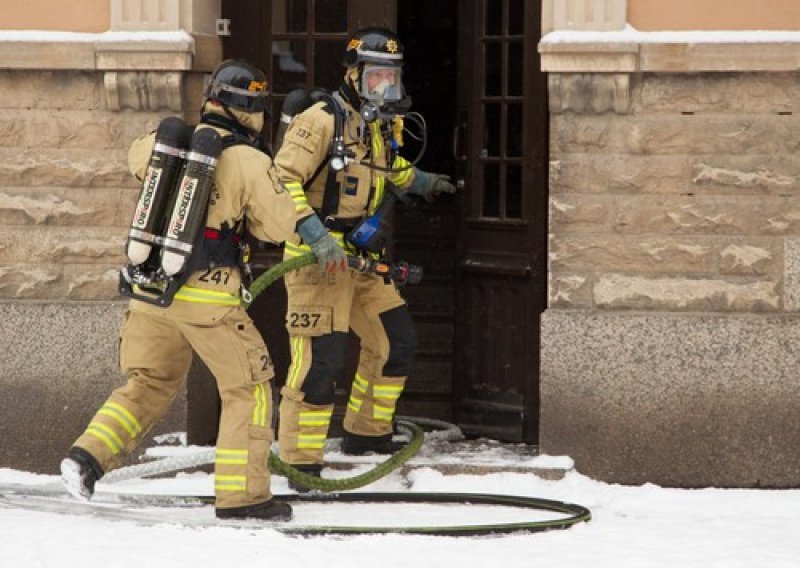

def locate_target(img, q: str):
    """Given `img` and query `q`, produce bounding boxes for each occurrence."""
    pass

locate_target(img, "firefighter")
[273,27,456,484]
[60,59,331,521]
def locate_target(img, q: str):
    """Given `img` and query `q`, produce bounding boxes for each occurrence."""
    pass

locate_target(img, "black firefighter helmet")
[204,59,269,113]
[343,27,405,68]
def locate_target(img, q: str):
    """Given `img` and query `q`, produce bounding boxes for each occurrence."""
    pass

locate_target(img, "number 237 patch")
[286,305,332,336]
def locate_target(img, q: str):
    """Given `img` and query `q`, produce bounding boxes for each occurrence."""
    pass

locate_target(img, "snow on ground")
[1,442,799,568]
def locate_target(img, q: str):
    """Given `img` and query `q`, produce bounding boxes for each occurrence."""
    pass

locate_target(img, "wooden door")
[453,0,548,443]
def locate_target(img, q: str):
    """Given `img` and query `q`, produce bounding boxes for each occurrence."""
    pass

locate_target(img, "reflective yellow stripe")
[347,396,363,414]
[87,422,123,454]
[252,383,268,427]
[369,122,386,215]
[353,373,369,394]
[285,241,312,258]
[97,402,142,438]
[173,285,241,306]
[388,156,412,186]
[374,384,403,400]
[216,449,248,466]
[297,434,326,449]
[286,337,305,389]
[215,474,247,491]
[373,404,395,421]
[286,182,311,213]
[286,232,353,258]
[299,410,333,427]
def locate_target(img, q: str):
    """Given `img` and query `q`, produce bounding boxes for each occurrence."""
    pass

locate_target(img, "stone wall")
[549,72,799,314]
[541,69,800,487]
[0,0,222,471]
[0,68,187,473]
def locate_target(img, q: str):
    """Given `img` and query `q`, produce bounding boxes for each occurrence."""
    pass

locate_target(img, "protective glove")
[406,169,457,203]
[297,214,347,273]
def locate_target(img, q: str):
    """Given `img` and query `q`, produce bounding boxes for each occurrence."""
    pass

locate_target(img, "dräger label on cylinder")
[133,166,163,229]
[167,176,198,239]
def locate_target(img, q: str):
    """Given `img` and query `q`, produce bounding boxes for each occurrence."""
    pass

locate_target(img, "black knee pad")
[301,332,349,405]
[379,306,417,377]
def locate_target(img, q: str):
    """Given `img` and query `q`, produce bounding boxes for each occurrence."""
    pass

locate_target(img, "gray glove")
[407,169,457,203]
[297,214,347,273]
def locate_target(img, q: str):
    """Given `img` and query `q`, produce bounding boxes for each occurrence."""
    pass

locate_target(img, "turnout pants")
[278,265,416,465]
[73,299,276,509]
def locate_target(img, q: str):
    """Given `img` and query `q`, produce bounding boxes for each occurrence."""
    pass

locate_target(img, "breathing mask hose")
[358,111,428,174]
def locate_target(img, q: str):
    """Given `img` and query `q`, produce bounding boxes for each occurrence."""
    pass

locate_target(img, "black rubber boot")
[287,463,323,493]
[60,447,104,501]
[216,499,293,521]
[341,432,405,456]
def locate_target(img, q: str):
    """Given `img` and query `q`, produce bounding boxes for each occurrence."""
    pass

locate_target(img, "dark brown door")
[190,1,548,446]
[453,0,548,443]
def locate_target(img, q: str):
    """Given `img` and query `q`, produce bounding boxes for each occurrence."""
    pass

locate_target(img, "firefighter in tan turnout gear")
[274,28,456,485]
[60,60,328,521]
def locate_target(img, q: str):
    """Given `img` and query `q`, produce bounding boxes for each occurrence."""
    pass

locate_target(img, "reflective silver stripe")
[187,151,219,167]
[280,112,293,124]
[160,237,193,253]
[153,142,187,158]
[128,228,157,243]
[358,48,402,61]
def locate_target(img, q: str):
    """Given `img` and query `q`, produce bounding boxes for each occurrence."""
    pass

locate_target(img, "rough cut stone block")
[0,149,134,188]
[549,273,592,308]
[0,264,62,299]
[635,73,799,114]
[624,115,798,156]
[550,154,689,194]
[0,70,102,110]
[613,195,800,237]
[0,187,130,227]
[719,242,777,276]
[691,156,799,196]
[550,235,717,274]
[549,195,610,231]
[0,226,126,264]
[64,264,123,300]
[0,109,166,152]
[594,273,780,312]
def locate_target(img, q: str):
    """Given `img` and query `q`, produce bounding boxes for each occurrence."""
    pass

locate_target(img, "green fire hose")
[235,252,591,533]
[246,252,423,491]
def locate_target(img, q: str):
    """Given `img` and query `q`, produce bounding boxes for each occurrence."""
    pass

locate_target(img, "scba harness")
[119,116,254,307]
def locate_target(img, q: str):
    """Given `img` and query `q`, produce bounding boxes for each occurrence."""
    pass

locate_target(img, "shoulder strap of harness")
[312,93,347,222]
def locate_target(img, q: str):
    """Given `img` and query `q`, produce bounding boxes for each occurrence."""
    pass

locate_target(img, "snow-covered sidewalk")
[1,441,798,568]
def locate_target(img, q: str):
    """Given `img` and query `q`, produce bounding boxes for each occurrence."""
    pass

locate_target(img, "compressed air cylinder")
[273,88,313,154]
[126,117,192,266]
[159,127,224,276]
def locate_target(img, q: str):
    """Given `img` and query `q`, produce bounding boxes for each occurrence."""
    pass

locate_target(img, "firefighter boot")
[60,447,104,501]
[288,463,323,493]
[216,499,293,521]
[341,432,405,456]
